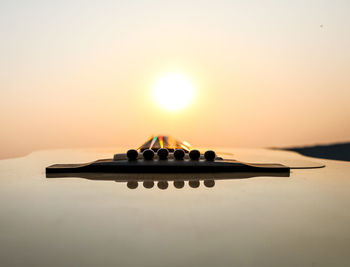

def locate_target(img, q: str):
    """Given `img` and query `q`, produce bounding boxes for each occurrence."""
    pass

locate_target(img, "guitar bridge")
[46,135,290,174]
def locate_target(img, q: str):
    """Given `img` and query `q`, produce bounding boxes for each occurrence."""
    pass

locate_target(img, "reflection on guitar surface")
[46,171,290,189]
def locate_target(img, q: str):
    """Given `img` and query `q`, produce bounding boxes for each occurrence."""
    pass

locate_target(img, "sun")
[153,73,196,111]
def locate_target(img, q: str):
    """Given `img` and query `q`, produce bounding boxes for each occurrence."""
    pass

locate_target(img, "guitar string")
[149,135,158,149]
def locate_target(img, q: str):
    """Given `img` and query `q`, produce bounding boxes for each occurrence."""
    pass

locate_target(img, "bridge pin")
[158,181,168,190]
[126,149,138,160]
[174,149,185,160]
[157,148,169,160]
[189,149,200,160]
[143,181,154,189]
[204,150,216,161]
[142,149,155,160]
[204,180,215,188]
[189,180,200,188]
[174,180,185,189]
[127,181,138,189]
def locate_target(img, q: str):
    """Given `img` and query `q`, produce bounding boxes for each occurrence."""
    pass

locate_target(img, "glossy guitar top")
[2,144,349,267]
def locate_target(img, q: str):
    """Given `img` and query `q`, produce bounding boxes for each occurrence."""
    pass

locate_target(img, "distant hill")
[283,142,350,162]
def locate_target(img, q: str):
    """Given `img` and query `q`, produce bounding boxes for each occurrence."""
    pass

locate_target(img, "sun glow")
[153,73,196,111]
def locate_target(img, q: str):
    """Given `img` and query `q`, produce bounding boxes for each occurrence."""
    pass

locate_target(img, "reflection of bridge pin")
[157,181,168,190]
[189,149,200,160]
[174,180,185,189]
[126,149,138,160]
[189,180,200,188]
[157,148,169,160]
[127,181,138,189]
[204,150,216,161]
[143,181,154,189]
[204,180,215,188]
[174,149,185,160]
[143,149,155,160]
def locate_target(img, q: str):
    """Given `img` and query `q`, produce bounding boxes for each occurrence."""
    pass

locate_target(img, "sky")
[1,0,350,159]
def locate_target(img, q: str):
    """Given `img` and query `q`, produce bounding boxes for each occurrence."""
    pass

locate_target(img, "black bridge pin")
[189,180,200,188]
[204,180,215,188]
[126,149,138,161]
[158,181,168,190]
[142,149,155,160]
[157,148,169,160]
[174,180,185,189]
[189,149,200,160]
[143,181,154,189]
[127,181,138,189]
[204,150,216,161]
[174,149,185,160]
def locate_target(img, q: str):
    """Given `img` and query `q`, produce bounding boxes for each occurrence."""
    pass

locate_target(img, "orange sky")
[1,0,350,159]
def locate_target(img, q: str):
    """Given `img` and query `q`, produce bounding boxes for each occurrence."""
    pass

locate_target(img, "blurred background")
[1,0,350,159]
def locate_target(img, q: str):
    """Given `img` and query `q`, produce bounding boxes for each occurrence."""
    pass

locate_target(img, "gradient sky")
[1,0,350,158]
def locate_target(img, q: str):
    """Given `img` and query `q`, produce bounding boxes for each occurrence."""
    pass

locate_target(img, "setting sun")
[153,73,196,112]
